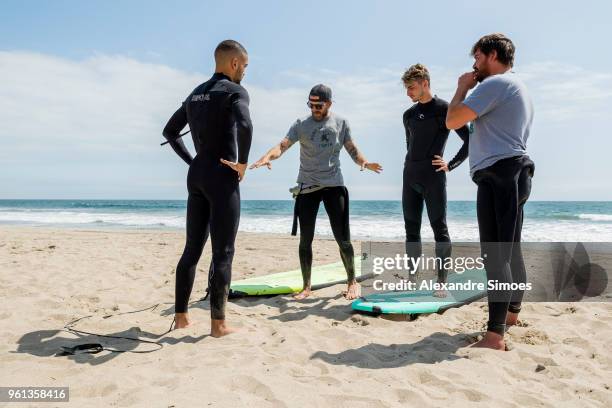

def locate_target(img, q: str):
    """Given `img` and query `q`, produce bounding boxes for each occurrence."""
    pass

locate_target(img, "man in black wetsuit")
[162,40,253,338]
[401,64,469,292]
[447,33,535,350]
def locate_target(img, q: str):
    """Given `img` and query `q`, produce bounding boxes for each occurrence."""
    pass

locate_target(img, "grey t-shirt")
[286,112,352,186]
[463,71,534,177]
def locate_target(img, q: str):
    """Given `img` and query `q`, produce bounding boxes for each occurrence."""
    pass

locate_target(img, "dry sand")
[1,226,611,407]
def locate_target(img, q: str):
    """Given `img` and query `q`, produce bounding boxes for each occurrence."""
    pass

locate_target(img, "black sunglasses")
[307,101,326,110]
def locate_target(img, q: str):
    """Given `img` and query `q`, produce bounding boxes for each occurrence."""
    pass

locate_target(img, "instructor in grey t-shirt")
[447,33,535,351]
[251,84,383,300]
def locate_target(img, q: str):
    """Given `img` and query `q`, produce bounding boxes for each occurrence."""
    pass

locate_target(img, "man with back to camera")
[250,84,383,300]
[162,39,253,338]
[446,33,535,350]
[400,63,470,297]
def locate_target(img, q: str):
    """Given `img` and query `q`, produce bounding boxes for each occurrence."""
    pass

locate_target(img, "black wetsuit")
[162,72,253,320]
[402,97,469,281]
[473,155,534,335]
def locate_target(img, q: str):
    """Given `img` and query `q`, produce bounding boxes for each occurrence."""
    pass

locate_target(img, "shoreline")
[0,224,408,243]
[3,200,612,242]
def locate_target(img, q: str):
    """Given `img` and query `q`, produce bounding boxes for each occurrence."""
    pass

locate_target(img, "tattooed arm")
[249,137,295,170]
[343,139,367,166]
[343,139,383,173]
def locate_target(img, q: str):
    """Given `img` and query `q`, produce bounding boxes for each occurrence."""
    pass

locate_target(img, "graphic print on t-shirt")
[310,126,335,149]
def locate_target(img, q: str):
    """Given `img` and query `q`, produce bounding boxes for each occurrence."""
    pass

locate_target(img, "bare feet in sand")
[174,312,192,329]
[211,319,237,338]
[470,331,506,351]
[506,311,519,326]
[294,287,312,300]
[343,280,361,300]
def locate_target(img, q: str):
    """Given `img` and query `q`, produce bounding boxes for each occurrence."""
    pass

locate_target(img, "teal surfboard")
[351,268,488,315]
[229,257,369,297]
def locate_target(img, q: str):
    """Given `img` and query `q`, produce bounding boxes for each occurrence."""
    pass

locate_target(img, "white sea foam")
[240,215,612,242]
[0,210,185,228]
[578,213,612,222]
[1,209,611,242]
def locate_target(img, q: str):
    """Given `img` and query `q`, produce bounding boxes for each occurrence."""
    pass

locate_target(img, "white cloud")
[519,62,612,121]
[0,51,610,199]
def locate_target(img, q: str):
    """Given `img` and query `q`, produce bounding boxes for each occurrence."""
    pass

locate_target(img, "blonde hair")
[402,63,430,85]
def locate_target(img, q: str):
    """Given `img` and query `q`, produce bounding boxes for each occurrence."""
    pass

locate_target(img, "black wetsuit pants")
[473,155,534,335]
[175,156,240,320]
[403,162,452,281]
[296,187,355,288]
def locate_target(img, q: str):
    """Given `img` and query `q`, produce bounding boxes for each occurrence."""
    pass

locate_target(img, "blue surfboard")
[351,268,488,315]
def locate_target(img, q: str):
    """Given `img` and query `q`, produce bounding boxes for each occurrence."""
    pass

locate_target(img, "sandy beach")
[1,226,611,407]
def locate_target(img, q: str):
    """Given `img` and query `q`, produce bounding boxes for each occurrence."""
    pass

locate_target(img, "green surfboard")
[351,268,488,315]
[229,257,369,297]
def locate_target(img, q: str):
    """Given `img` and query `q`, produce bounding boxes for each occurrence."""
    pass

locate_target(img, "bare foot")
[506,311,519,326]
[293,287,312,300]
[433,289,448,298]
[174,312,192,329]
[343,281,361,300]
[470,331,506,351]
[211,319,237,338]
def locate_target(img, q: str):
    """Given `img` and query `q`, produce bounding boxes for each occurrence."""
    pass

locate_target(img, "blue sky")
[1,1,611,200]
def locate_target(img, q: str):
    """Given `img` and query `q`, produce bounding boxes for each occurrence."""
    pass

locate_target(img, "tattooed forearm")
[279,138,292,154]
[344,140,366,165]
[265,137,294,161]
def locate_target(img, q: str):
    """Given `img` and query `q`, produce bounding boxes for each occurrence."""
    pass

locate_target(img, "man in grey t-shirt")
[447,33,535,351]
[285,104,352,187]
[462,70,533,178]
[251,84,382,300]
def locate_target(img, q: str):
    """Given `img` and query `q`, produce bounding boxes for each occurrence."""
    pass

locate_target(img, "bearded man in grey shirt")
[251,84,382,300]
[447,33,535,351]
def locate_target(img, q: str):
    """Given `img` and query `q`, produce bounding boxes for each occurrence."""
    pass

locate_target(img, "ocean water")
[0,200,611,242]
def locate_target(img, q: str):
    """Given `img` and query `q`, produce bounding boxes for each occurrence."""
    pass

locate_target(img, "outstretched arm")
[343,139,383,173]
[162,104,193,165]
[249,137,295,170]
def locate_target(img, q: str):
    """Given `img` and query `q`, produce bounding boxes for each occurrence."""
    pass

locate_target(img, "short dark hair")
[471,33,515,67]
[214,40,247,61]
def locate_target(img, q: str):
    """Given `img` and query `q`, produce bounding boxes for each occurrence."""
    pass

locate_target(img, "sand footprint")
[453,387,488,403]
[231,375,286,406]
[82,382,119,398]
[319,393,392,408]
[515,329,551,346]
